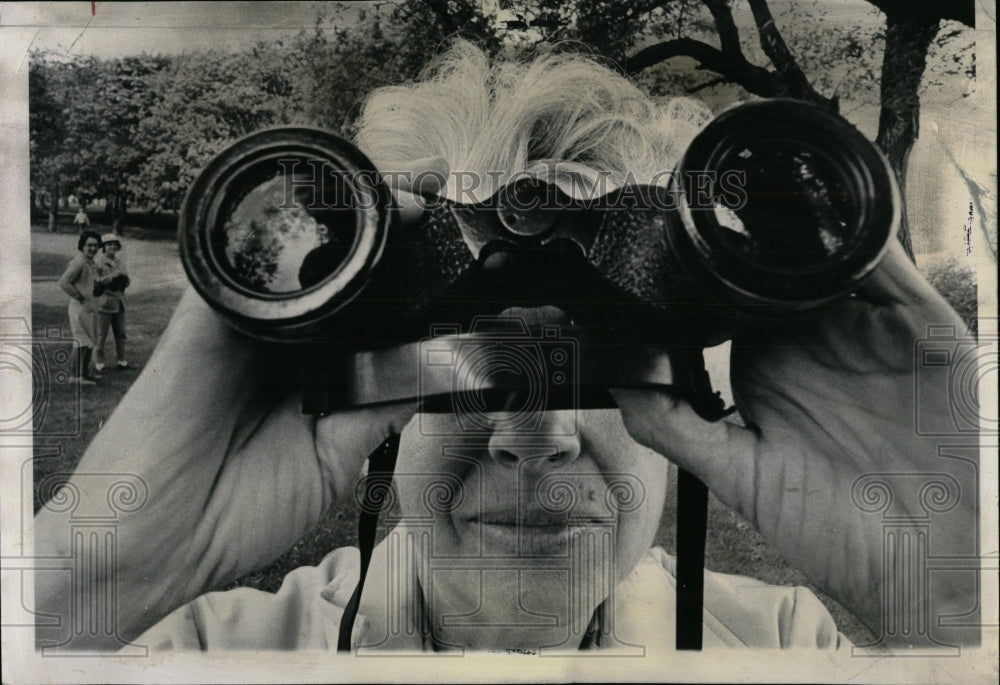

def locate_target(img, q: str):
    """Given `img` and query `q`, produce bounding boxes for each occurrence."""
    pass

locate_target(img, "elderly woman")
[35,42,978,654]
[57,229,103,384]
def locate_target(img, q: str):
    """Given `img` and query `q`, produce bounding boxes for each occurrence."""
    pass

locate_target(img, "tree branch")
[746,0,836,109]
[626,36,722,73]
[875,10,942,261]
[702,0,745,60]
[625,0,840,109]
[624,36,775,97]
[686,75,730,93]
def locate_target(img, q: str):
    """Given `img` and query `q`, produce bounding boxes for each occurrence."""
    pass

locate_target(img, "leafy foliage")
[130,47,308,211]
[922,258,979,334]
[29,53,170,230]
[228,219,284,291]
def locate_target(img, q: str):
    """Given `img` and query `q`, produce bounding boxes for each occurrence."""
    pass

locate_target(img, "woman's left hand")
[612,242,981,644]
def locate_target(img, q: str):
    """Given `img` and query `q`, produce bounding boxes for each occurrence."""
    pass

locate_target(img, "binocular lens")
[677,100,898,308]
[180,128,394,340]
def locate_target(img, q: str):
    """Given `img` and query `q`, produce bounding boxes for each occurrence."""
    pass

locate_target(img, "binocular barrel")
[179,99,899,350]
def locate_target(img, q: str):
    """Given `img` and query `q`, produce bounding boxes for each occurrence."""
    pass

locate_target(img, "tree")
[130,43,331,212]
[79,55,170,233]
[28,57,69,232]
[29,53,169,233]
[124,2,504,212]
[29,0,977,254]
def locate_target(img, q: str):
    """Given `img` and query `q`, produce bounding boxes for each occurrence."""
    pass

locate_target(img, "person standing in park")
[57,230,104,385]
[72,206,90,231]
[93,233,131,371]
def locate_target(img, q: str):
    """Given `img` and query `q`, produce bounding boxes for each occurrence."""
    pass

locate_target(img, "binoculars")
[180,99,899,416]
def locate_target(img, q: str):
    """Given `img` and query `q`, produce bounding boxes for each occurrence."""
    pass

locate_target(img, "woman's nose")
[486,410,581,469]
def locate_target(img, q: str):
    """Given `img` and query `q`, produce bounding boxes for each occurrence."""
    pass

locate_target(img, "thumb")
[315,402,417,500]
[383,155,451,225]
[609,387,759,496]
[859,240,957,318]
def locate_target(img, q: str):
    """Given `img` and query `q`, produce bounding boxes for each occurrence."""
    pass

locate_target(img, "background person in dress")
[57,229,103,384]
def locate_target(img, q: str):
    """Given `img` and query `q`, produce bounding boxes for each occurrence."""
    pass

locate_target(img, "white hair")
[355,41,712,202]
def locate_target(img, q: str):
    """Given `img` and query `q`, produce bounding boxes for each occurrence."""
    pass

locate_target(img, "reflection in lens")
[673,100,895,312]
[220,166,355,294]
[715,140,856,272]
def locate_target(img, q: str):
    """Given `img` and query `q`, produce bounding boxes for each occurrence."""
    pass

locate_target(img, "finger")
[608,387,759,491]
[394,189,430,226]
[315,401,417,500]
[382,155,450,194]
[859,240,950,310]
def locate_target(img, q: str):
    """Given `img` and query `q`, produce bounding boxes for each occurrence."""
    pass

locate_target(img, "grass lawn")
[31,251,73,280]
[29,219,874,645]
[30,225,188,510]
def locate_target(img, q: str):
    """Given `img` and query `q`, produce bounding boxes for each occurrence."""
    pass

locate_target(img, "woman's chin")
[427,567,608,652]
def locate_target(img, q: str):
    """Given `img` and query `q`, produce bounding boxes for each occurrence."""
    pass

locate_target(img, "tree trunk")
[47,174,59,233]
[875,11,940,262]
[110,193,127,235]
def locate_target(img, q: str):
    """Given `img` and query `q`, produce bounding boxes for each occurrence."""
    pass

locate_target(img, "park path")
[31,232,187,308]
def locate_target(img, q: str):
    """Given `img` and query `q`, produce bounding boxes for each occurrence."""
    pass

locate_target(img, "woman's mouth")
[469,514,614,556]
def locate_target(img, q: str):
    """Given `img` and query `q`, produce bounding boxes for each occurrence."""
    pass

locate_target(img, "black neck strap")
[337,433,401,652]
[675,468,708,650]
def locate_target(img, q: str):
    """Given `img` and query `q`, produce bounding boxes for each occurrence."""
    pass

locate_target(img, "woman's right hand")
[34,289,415,648]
